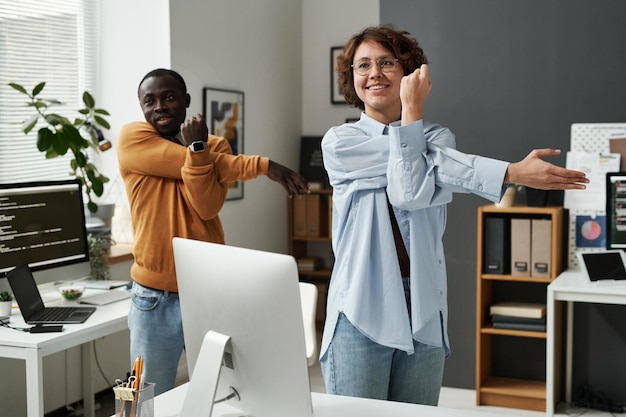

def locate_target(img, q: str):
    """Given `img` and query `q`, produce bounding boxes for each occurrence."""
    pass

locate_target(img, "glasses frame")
[351,56,400,76]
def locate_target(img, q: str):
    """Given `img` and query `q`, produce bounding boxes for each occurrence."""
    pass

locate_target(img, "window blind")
[0,0,98,183]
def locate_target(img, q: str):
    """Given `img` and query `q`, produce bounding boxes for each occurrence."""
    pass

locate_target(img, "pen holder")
[114,382,155,417]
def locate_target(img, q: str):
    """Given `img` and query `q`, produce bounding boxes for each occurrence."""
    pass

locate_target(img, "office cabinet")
[288,189,333,328]
[475,205,564,412]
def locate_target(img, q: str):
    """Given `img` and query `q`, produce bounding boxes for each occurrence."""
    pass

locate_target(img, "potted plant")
[8,82,112,213]
[88,234,111,280]
[0,291,13,318]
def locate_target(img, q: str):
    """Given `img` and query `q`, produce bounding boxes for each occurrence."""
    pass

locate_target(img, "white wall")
[302,0,379,135]
[95,0,171,243]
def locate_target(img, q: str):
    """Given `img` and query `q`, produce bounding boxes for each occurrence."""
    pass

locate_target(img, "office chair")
[298,282,318,366]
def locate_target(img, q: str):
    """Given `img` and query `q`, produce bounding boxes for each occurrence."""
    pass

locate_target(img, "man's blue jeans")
[320,312,444,405]
[128,282,185,396]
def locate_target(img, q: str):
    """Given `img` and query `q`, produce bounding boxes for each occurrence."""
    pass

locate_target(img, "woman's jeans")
[320,312,445,405]
[321,276,444,405]
[128,282,185,396]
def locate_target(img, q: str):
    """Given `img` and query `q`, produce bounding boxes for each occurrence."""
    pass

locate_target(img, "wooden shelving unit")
[287,189,333,328]
[475,205,564,412]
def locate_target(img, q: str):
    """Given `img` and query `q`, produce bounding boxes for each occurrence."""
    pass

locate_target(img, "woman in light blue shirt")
[319,25,588,406]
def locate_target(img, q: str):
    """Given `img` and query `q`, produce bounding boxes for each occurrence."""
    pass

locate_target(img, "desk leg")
[82,341,95,417]
[546,290,556,417]
[25,348,44,417]
[565,300,574,404]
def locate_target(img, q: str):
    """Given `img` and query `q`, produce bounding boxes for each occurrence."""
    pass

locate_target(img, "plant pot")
[85,202,116,230]
[0,301,12,318]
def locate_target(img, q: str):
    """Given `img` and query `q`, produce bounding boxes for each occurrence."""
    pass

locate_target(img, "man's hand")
[267,160,310,197]
[504,149,589,190]
[180,113,209,146]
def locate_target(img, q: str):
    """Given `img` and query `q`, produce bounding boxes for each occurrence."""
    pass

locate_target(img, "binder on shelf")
[483,216,511,274]
[510,218,531,276]
[489,301,546,319]
[305,194,329,237]
[293,196,307,236]
[531,218,552,277]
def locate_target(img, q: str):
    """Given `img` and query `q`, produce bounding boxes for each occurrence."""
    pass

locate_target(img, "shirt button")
[401,143,407,148]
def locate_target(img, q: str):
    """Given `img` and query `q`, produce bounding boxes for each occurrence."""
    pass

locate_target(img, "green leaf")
[87,201,98,213]
[75,151,87,167]
[78,108,89,115]
[94,108,110,116]
[45,148,60,158]
[22,114,39,134]
[63,123,87,148]
[32,82,45,96]
[83,91,95,109]
[36,128,53,152]
[52,129,70,155]
[94,115,110,130]
[92,178,104,197]
[8,82,28,95]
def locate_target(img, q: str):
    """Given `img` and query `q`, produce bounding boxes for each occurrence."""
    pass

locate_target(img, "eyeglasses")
[351,56,399,76]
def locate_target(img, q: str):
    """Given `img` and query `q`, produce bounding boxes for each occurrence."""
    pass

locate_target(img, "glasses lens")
[353,59,372,75]
[378,56,396,72]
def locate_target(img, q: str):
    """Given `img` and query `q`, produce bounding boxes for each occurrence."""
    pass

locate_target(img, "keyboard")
[31,307,78,322]
[80,290,131,306]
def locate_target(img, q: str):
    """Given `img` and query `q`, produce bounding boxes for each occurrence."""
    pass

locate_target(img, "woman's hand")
[505,149,589,190]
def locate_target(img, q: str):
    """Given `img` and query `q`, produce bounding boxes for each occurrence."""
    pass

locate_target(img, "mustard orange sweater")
[117,121,269,292]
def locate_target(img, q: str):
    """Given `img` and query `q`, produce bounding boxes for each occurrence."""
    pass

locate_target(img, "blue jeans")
[320,312,445,405]
[128,282,184,396]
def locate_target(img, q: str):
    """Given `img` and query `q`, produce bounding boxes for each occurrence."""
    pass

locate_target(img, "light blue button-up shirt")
[320,113,509,358]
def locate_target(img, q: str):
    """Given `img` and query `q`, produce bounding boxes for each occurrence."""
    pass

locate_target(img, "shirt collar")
[357,112,392,136]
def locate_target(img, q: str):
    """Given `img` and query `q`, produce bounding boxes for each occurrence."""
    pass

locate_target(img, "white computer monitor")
[172,238,313,417]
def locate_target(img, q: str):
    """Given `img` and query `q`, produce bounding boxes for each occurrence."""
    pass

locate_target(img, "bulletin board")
[567,123,626,268]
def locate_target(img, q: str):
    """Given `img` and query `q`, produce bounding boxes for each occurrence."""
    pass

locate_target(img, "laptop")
[577,250,626,284]
[7,264,96,324]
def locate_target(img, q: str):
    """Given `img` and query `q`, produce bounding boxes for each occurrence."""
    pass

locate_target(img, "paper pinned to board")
[563,151,620,211]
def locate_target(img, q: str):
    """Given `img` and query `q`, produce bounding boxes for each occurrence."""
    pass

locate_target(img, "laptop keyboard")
[30,307,77,322]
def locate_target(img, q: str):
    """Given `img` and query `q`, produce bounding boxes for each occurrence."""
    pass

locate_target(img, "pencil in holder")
[114,382,155,417]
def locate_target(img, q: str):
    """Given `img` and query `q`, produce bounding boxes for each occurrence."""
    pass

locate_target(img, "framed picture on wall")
[203,87,244,200]
[331,46,346,104]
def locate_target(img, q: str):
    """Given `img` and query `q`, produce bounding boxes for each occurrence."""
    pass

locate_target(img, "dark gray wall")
[381,0,626,401]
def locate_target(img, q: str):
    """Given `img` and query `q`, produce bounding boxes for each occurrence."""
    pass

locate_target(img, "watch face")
[192,141,206,152]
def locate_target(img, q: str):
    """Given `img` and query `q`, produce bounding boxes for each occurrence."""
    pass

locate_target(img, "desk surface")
[549,269,626,303]
[0,285,130,355]
[151,384,512,417]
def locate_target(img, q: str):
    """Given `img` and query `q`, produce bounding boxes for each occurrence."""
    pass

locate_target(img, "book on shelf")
[492,321,546,332]
[491,315,546,325]
[489,301,546,319]
[297,257,323,271]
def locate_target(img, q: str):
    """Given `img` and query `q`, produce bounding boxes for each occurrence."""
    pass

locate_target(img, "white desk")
[546,270,626,417]
[0,285,130,417]
[149,383,513,417]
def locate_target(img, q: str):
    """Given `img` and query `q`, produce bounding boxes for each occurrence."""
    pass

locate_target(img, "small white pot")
[0,301,12,318]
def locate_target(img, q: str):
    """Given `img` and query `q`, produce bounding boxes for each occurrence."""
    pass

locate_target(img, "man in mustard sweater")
[117,68,309,395]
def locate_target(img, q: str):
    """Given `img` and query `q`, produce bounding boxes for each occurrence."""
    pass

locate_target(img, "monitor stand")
[180,330,237,417]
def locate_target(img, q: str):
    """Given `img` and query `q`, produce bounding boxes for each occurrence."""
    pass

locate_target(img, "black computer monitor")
[605,172,626,251]
[0,179,90,278]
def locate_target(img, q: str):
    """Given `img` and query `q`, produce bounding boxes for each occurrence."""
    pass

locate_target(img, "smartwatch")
[189,141,208,153]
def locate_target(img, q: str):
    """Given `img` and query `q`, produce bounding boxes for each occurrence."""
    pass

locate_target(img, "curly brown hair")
[336,25,428,111]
